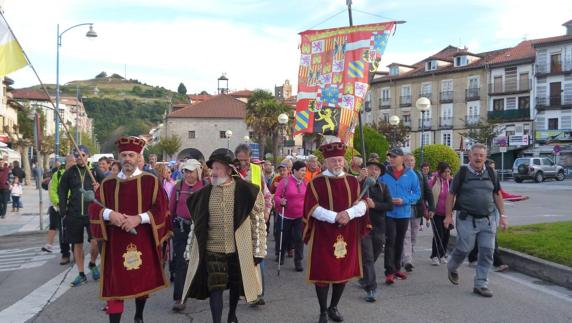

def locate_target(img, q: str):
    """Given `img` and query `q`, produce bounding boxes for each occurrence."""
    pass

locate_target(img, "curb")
[0,229,46,238]
[498,247,572,290]
[449,235,572,290]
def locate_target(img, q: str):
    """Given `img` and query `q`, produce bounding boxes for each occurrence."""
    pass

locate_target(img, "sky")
[2,0,572,94]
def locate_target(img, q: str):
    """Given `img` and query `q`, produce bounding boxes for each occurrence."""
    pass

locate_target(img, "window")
[389,66,399,76]
[219,131,227,138]
[519,72,530,90]
[380,88,390,107]
[383,114,389,123]
[421,83,432,98]
[441,131,452,147]
[506,97,517,110]
[493,76,503,92]
[188,131,196,139]
[493,99,504,111]
[518,96,530,110]
[550,53,561,73]
[420,132,431,145]
[468,76,479,89]
[401,85,411,96]
[426,60,437,71]
[403,114,411,127]
[403,136,411,149]
[455,55,468,67]
[542,158,554,166]
[548,118,558,130]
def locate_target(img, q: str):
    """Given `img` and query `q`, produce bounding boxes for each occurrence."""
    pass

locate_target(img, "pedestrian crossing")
[0,247,57,272]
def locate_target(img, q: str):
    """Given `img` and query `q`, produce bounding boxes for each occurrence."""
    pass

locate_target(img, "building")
[55,96,94,139]
[370,45,506,152]
[11,88,55,136]
[275,79,293,100]
[163,94,251,160]
[1,78,22,146]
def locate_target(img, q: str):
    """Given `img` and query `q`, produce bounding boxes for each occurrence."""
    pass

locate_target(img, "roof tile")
[168,94,246,119]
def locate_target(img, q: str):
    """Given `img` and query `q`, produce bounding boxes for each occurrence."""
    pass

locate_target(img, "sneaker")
[495,264,509,272]
[404,263,414,272]
[172,301,186,312]
[71,274,87,287]
[90,265,101,281]
[431,257,440,266]
[473,287,493,297]
[59,256,70,265]
[395,271,407,280]
[365,289,376,302]
[448,270,459,285]
[385,274,395,285]
[41,244,54,253]
[439,257,448,264]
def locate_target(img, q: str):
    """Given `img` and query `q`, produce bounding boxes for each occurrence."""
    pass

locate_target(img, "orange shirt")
[304,168,321,183]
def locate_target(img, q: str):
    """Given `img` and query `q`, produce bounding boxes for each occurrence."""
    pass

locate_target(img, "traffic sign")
[554,144,561,156]
[499,147,507,153]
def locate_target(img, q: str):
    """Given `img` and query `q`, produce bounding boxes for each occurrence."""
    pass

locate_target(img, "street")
[0,180,571,323]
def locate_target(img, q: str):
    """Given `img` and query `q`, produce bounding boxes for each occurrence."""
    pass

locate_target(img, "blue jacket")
[380,167,421,219]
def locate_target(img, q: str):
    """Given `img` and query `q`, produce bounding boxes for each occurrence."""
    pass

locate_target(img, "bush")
[353,126,389,161]
[413,144,460,174]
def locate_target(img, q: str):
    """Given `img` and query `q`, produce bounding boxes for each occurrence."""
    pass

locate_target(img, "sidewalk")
[0,184,49,237]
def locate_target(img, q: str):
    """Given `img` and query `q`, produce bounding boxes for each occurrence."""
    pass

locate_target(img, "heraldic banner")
[294,22,394,141]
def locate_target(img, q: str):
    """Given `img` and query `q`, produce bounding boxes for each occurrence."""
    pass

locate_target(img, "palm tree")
[245,90,291,160]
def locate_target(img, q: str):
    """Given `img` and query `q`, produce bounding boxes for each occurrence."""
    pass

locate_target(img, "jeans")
[402,215,420,265]
[0,188,9,217]
[361,226,384,291]
[448,212,497,288]
[384,217,410,275]
[172,220,191,301]
[468,235,504,267]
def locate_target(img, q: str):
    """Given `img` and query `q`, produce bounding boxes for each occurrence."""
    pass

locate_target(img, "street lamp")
[389,115,400,148]
[278,113,288,158]
[55,23,97,158]
[225,130,233,150]
[416,97,431,165]
[243,135,250,143]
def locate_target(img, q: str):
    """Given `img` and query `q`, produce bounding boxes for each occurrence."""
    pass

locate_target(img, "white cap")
[182,159,202,172]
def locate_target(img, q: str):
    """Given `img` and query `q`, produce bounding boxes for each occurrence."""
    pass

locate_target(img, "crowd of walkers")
[37,138,511,323]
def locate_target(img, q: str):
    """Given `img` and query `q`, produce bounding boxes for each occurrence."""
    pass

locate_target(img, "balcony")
[418,118,432,130]
[487,108,530,122]
[403,119,411,128]
[535,63,572,77]
[440,91,453,103]
[465,115,481,126]
[379,98,391,109]
[400,95,412,107]
[488,80,532,95]
[419,92,432,101]
[536,95,572,110]
[465,87,480,101]
[439,117,453,129]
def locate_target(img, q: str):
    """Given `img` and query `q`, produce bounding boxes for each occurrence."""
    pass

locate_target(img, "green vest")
[250,163,262,188]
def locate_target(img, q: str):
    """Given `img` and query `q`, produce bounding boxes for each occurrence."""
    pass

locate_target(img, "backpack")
[453,165,500,212]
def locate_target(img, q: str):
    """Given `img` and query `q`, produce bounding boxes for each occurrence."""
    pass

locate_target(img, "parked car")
[512,157,566,183]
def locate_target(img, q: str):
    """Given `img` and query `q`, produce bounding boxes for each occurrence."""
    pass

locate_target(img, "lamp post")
[389,115,400,148]
[243,135,250,143]
[278,113,288,158]
[28,107,43,230]
[56,23,97,159]
[225,130,233,150]
[416,97,431,165]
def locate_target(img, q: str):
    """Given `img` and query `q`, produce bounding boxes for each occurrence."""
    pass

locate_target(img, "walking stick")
[277,205,286,276]
[429,216,447,260]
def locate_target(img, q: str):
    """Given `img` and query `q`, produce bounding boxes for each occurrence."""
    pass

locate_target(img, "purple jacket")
[273,175,306,219]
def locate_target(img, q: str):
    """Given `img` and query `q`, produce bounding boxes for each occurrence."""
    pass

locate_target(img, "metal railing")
[465,115,481,126]
[440,91,453,103]
[439,117,453,129]
[465,87,480,101]
[418,118,432,130]
[487,108,530,122]
[400,95,412,107]
[488,80,531,94]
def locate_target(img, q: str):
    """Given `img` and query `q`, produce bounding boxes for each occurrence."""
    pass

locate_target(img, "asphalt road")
[0,179,570,323]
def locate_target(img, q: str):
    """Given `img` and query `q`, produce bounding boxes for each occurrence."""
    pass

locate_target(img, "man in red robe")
[303,141,372,323]
[89,136,171,323]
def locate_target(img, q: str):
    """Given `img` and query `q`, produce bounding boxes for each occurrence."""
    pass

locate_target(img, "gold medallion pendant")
[122,243,143,270]
[333,234,348,259]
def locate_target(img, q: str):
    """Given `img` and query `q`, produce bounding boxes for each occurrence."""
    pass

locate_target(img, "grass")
[497,221,572,267]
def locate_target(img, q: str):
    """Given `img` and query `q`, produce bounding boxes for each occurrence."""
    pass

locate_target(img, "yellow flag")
[0,16,27,77]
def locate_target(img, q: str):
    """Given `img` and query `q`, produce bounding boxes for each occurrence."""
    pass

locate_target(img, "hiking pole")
[429,216,447,260]
[277,205,286,276]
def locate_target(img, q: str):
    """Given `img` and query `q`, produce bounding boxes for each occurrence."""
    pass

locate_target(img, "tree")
[144,143,163,161]
[413,144,461,174]
[177,82,187,95]
[313,145,361,164]
[353,126,390,160]
[245,89,291,159]
[95,71,107,78]
[460,121,503,151]
[159,135,181,160]
[374,120,411,148]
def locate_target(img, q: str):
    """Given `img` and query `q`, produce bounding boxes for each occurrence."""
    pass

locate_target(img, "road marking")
[496,272,572,304]
[0,266,76,323]
[0,248,57,272]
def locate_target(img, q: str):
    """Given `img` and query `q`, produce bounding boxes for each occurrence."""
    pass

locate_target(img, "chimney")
[564,20,572,36]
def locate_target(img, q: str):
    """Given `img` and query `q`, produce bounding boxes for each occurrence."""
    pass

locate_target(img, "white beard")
[212,175,229,186]
[331,168,343,177]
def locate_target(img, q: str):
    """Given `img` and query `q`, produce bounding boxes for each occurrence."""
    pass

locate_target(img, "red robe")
[89,173,171,300]
[303,174,370,284]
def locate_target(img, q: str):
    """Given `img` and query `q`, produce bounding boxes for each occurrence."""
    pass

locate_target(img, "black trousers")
[430,215,451,259]
[361,227,384,291]
[278,216,304,263]
[0,188,9,217]
[48,206,71,258]
[384,217,409,275]
[172,221,191,301]
[468,235,504,266]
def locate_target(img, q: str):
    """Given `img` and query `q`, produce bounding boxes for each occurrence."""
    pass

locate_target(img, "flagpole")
[0,11,98,186]
[346,0,367,162]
